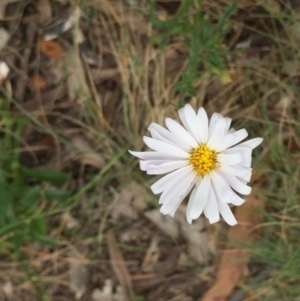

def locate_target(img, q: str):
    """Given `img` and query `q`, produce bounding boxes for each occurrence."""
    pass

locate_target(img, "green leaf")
[131,295,145,301]
[44,189,71,202]
[31,217,47,235]
[0,153,15,162]
[30,233,57,248]
[0,170,13,223]
[20,167,71,185]
[20,186,42,206]
[213,3,237,34]
[12,232,28,258]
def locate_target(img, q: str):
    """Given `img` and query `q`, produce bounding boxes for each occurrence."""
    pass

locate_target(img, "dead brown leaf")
[176,207,211,265]
[39,38,64,58]
[65,47,90,102]
[107,232,133,301]
[92,279,114,301]
[99,0,148,35]
[201,193,265,301]
[92,279,127,301]
[111,182,146,222]
[69,250,88,300]
[0,0,19,19]
[29,74,46,89]
[144,209,179,239]
[144,206,211,265]
[15,86,67,113]
[36,0,52,25]
[141,235,160,273]
[0,28,9,50]
[70,136,105,169]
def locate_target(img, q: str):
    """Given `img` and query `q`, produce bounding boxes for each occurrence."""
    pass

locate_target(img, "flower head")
[129,105,263,226]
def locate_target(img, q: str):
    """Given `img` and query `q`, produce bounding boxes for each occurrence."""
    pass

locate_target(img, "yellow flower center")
[190,144,217,176]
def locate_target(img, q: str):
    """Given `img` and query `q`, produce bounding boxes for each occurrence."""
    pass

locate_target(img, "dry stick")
[107,232,134,301]
[14,22,36,102]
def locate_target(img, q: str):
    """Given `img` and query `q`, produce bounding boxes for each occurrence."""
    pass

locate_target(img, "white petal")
[159,170,195,205]
[188,175,211,221]
[140,160,150,171]
[222,173,252,195]
[143,136,190,158]
[227,129,248,148]
[240,158,252,168]
[210,170,234,203]
[168,178,196,217]
[148,123,191,152]
[224,117,232,133]
[217,153,242,165]
[215,133,234,152]
[239,137,263,149]
[224,146,252,164]
[178,107,191,132]
[229,194,245,206]
[140,159,173,171]
[225,147,252,169]
[216,172,247,205]
[237,177,247,184]
[165,118,198,148]
[183,104,201,142]
[207,117,227,149]
[160,172,196,215]
[226,166,252,182]
[186,184,198,224]
[197,107,209,143]
[217,201,237,226]
[147,160,188,175]
[241,172,252,182]
[204,187,220,224]
[129,150,182,160]
[140,160,164,171]
[209,113,222,137]
[151,165,194,194]
[219,163,249,178]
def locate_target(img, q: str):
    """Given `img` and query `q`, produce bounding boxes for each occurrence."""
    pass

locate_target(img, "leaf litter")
[202,192,266,301]
[107,232,133,301]
[0,0,293,300]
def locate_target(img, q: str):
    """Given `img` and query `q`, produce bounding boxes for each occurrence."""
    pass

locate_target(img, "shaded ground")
[0,1,300,301]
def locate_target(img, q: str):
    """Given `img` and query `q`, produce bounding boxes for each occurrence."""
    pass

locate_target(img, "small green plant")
[0,101,71,256]
[149,1,236,104]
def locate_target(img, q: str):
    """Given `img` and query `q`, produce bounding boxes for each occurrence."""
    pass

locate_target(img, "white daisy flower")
[129,104,263,226]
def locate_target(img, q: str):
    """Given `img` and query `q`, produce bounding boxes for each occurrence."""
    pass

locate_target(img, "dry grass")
[0,0,300,300]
